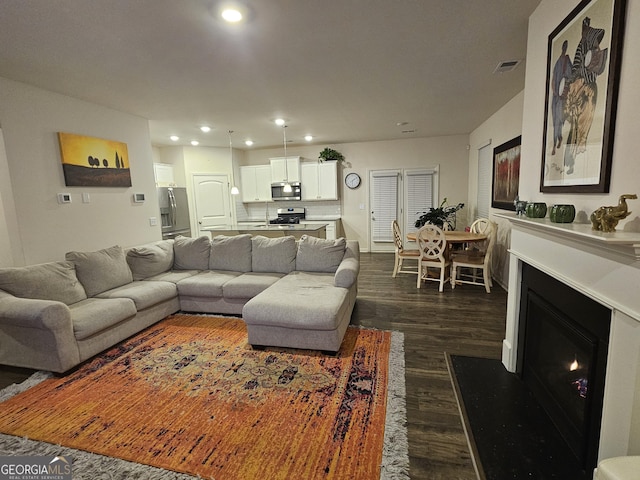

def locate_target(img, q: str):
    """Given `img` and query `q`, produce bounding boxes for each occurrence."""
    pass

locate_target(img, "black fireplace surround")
[517,263,610,473]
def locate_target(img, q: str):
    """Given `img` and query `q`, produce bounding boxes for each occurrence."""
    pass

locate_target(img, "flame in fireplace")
[570,357,579,371]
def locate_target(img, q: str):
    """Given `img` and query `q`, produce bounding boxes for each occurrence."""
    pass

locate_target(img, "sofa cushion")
[126,240,174,280]
[210,234,252,272]
[0,261,87,305]
[66,245,133,297]
[144,269,200,283]
[222,272,285,299]
[334,240,360,288]
[96,280,177,311]
[69,297,137,340]
[173,236,211,270]
[296,235,346,273]
[251,235,296,274]
[243,272,348,330]
[176,271,241,298]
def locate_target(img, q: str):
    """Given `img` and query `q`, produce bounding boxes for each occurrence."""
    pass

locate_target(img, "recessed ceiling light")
[170,135,179,142]
[274,118,286,126]
[221,7,243,23]
[396,121,409,126]
[245,140,254,146]
[200,126,211,133]
[304,135,313,142]
[191,140,199,146]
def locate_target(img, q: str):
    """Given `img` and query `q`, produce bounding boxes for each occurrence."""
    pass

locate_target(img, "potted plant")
[415,198,465,230]
[318,147,345,163]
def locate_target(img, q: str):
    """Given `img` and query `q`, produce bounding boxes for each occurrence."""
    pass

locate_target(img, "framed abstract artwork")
[492,136,521,211]
[58,132,132,187]
[540,0,627,193]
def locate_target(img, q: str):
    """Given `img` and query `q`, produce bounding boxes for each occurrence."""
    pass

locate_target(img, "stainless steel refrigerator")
[157,187,192,239]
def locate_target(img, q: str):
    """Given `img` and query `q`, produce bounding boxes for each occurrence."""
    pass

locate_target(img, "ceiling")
[0,0,541,150]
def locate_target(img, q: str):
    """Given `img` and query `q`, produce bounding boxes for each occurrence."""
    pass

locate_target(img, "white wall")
[0,129,20,266]
[243,135,470,251]
[153,146,187,187]
[520,0,640,457]
[468,91,525,288]
[182,146,235,235]
[155,145,241,235]
[0,77,162,265]
[521,0,640,228]
[471,0,640,289]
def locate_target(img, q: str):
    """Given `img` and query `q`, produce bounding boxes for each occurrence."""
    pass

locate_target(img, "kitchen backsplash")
[235,199,341,221]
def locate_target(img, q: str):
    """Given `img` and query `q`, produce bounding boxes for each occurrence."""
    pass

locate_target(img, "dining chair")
[415,224,451,292]
[453,217,491,253]
[470,217,492,234]
[392,220,420,277]
[451,221,497,293]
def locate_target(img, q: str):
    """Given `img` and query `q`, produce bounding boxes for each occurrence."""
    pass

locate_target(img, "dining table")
[406,230,487,244]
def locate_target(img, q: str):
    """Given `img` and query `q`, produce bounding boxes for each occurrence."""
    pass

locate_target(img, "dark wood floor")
[351,253,508,479]
[0,252,508,479]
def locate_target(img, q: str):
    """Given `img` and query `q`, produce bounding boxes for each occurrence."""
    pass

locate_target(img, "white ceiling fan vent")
[494,60,521,74]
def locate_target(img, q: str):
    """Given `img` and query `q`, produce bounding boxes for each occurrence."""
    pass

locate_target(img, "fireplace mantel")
[498,211,640,464]
[494,212,640,260]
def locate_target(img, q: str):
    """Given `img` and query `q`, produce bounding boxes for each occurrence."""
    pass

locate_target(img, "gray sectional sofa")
[0,234,359,373]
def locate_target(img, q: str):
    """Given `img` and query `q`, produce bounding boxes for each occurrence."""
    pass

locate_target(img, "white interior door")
[192,174,231,236]
[368,168,439,252]
[404,168,438,239]
[369,170,401,252]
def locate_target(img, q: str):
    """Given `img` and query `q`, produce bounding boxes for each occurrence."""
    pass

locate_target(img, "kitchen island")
[203,223,326,239]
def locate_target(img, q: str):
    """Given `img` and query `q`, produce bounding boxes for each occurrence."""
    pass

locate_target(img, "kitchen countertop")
[203,223,327,232]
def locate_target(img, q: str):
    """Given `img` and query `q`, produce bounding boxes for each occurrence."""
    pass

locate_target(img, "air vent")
[494,60,521,74]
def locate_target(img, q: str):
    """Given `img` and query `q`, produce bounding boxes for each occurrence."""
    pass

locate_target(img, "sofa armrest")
[0,296,73,331]
[0,295,80,372]
[334,240,360,288]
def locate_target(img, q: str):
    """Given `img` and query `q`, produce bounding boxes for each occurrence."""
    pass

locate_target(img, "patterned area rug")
[0,315,408,479]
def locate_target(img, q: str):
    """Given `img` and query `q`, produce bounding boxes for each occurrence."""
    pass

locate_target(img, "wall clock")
[345,172,361,189]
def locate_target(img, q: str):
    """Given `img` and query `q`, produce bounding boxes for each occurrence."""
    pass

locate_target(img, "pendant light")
[228,130,240,195]
[282,125,292,193]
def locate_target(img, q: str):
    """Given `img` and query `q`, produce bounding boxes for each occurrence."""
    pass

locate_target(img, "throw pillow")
[0,261,87,305]
[126,240,175,280]
[296,235,346,273]
[210,234,252,272]
[251,235,296,274]
[173,235,211,270]
[65,245,133,297]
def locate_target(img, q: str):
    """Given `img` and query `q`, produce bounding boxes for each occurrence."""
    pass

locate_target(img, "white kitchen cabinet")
[303,220,339,240]
[301,161,338,201]
[270,156,301,183]
[154,163,174,186]
[240,165,272,202]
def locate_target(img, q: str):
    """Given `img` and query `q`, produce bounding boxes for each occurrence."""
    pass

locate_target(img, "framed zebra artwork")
[540,0,627,193]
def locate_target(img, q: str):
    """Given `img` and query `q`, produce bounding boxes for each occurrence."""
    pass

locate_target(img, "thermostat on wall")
[133,193,146,203]
[57,193,72,204]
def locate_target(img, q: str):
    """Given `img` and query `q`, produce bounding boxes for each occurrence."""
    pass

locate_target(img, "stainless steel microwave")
[271,182,301,201]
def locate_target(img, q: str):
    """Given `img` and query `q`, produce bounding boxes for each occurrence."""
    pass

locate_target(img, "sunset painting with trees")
[58,132,132,187]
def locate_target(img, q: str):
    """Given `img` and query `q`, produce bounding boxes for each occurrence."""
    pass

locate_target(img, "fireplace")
[497,212,640,470]
[517,263,610,472]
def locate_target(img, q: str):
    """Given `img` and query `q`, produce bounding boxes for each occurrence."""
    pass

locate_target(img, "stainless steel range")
[269,207,306,224]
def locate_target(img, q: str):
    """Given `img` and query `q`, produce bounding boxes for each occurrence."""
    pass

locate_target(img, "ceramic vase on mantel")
[525,202,547,218]
[549,204,576,223]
